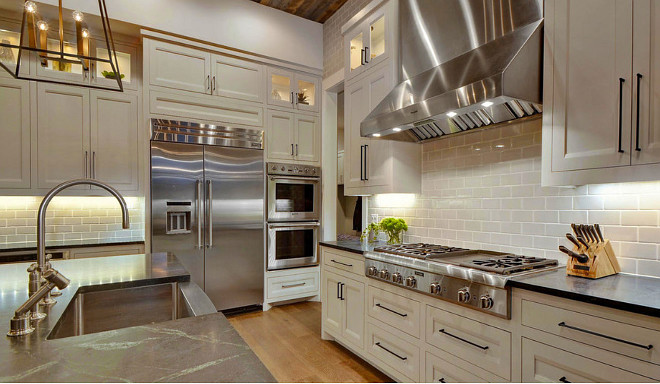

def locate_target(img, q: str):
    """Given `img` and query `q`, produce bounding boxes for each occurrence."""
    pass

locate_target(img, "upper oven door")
[267,175,320,221]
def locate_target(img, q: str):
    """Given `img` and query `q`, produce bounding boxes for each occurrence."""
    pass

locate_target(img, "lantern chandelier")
[0,0,123,91]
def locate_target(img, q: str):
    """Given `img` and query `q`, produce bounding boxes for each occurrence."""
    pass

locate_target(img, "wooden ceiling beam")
[250,0,348,23]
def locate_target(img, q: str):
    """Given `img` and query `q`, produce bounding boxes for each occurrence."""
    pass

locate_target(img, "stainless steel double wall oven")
[266,163,321,270]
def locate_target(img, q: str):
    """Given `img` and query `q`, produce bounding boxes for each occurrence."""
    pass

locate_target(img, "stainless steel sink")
[48,282,216,340]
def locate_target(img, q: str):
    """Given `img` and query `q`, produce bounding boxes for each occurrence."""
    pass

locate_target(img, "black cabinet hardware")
[438,329,489,350]
[375,303,408,317]
[559,376,571,383]
[337,282,341,299]
[361,48,365,65]
[291,144,294,156]
[636,73,643,151]
[364,144,369,180]
[365,46,370,63]
[618,77,625,153]
[558,322,653,350]
[360,145,364,180]
[331,259,353,267]
[340,283,345,300]
[375,342,407,360]
[438,379,446,383]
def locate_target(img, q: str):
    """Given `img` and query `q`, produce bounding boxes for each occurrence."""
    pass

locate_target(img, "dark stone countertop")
[0,253,275,382]
[319,240,388,255]
[0,236,146,253]
[509,268,660,318]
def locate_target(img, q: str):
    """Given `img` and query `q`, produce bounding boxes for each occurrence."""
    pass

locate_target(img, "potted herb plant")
[379,217,408,244]
[360,222,380,243]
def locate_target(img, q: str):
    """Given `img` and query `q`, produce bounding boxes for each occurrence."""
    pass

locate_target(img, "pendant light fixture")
[0,0,123,91]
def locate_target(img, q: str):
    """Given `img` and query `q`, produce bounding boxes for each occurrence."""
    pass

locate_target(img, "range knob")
[480,294,494,309]
[392,272,403,284]
[378,269,390,280]
[429,282,440,294]
[367,266,378,276]
[405,276,417,288]
[457,288,471,303]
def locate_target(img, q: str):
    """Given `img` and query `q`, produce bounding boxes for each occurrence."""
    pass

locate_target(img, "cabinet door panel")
[633,0,660,164]
[342,277,365,349]
[323,271,342,336]
[37,83,89,189]
[0,78,30,188]
[549,0,633,172]
[212,55,264,103]
[366,6,390,69]
[294,73,319,113]
[266,109,294,160]
[344,80,367,188]
[148,40,210,94]
[267,68,294,109]
[90,91,139,191]
[364,66,392,187]
[294,114,319,163]
[344,27,367,82]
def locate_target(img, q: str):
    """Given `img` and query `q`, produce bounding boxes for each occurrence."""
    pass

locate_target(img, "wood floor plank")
[227,301,392,383]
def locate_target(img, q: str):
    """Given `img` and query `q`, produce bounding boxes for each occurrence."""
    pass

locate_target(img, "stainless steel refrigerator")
[150,119,264,311]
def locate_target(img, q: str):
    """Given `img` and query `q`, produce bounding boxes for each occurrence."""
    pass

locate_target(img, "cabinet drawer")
[322,248,364,277]
[426,305,511,380]
[366,321,420,381]
[69,244,145,259]
[150,90,263,127]
[267,271,318,300]
[522,299,660,365]
[425,351,487,383]
[367,285,421,338]
[522,338,653,383]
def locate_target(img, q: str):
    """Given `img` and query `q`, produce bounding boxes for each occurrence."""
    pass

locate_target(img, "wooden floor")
[227,301,392,383]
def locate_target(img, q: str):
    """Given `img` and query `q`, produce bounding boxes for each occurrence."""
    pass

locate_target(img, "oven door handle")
[268,222,321,229]
[269,175,320,182]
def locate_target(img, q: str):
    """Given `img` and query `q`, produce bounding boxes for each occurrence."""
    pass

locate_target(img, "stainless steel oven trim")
[267,176,321,222]
[267,222,319,270]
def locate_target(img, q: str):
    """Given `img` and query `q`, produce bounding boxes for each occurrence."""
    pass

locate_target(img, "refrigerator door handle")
[196,180,203,249]
[206,180,213,248]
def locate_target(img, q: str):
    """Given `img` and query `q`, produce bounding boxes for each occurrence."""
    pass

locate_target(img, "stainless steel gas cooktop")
[365,243,560,318]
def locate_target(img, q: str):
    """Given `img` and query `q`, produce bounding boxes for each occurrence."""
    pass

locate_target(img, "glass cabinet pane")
[297,79,316,107]
[349,32,363,71]
[96,47,130,83]
[270,73,291,103]
[43,38,83,74]
[369,16,385,61]
[0,28,21,71]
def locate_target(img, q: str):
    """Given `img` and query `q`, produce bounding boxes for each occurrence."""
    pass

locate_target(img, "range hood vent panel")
[360,0,543,142]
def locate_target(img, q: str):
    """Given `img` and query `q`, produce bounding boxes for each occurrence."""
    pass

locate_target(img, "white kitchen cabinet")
[36,83,90,190]
[148,39,211,94]
[266,109,320,164]
[425,352,487,383]
[543,0,660,185]
[323,269,366,350]
[0,77,30,188]
[323,270,343,336]
[211,54,264,103]
[343,62,420,195]
[266,67,320,113]
[92,40,139,92]
[90,91,139,191]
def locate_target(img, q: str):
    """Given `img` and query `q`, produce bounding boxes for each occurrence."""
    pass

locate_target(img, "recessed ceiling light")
[447,111,457,117]
[393,128,402,132]
[373,133,381,137]
[482,101,494,107]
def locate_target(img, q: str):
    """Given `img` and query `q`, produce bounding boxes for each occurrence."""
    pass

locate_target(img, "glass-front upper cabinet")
[368,14,386,65]
[343,1,392,82]
[92,40,137,91]
[267,67,320,113]
[0,19,25,76]
[349,32,363,72]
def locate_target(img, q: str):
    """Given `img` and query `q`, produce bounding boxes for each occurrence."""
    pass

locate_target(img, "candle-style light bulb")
[36,20,48,31]
[24,1,37,13]
[72,11,83,22]
[81,28,89,38]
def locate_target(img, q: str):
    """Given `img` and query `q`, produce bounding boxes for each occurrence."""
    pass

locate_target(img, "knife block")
[566,239,621,279]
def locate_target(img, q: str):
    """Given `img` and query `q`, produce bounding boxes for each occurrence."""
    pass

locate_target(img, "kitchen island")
[0,253,275,382]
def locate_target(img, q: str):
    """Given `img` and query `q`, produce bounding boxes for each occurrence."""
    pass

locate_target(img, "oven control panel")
[267,162,320,177]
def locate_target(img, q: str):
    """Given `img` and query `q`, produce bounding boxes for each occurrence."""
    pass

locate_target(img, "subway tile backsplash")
[368,118,660,278]
[0,196,144,246]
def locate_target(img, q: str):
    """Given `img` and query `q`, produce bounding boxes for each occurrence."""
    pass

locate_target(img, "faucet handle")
[27,263,37,273]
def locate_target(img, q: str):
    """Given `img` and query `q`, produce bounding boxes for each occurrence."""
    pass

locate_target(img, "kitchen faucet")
[7,178,130,337]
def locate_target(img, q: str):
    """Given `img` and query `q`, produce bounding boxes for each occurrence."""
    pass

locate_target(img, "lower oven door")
[267,222,320,270]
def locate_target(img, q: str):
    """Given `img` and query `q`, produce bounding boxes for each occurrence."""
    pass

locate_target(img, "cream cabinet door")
[148,40,211,94]
[344,79,368,188]
[344,24,367,82]
[0,78,30,188]
[547,0,633,172]
[90,91,139,191]
[36,83,89,190]
[294,114,320,163]
[323,270,343,336]
[266,109,294,161]
[342,276,365,349]
[363,64,392,187]
[267,67,294,109]
[212,54,264,103]
[632,0,660,165]
[294,73,319,113]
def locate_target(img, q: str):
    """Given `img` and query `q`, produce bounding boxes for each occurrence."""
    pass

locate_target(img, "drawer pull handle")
[331,259,353,267]
[559,377,571,383]
[558,322,653,350]
[438,329,489,350]
[282,282,305,288]
[375,303,407,317]
[375,342,407,360]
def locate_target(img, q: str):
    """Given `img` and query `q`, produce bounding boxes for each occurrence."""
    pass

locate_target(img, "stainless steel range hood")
[361,0,544,142]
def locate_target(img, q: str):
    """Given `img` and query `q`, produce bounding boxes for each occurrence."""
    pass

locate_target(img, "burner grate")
[373,243,467,259]
[460,255,558,274]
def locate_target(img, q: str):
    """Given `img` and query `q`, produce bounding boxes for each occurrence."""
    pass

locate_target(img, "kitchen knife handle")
[579,224,592,243]
[565,234,580,248]
[618,77,625,153]
[197,180,203,249]
[571,223,580,238]
[595,224,604,242]
[206,180,212,248]
[558,322,653,350]
[559,246,589,263]
[636,73,642,151]
[576,235,589,248]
